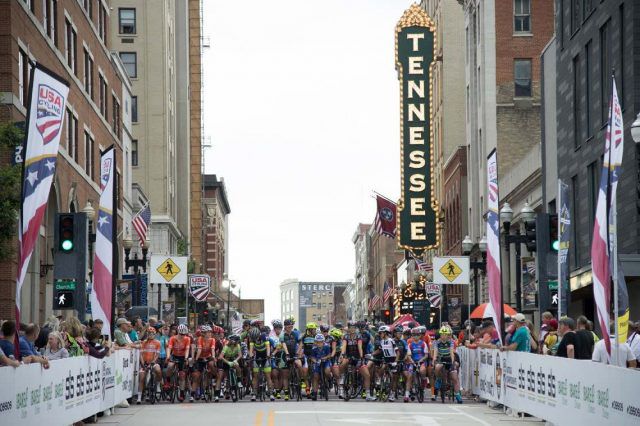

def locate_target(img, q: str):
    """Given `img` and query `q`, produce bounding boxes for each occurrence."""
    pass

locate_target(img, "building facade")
[279,280,349,326]
[553,0,640,320]
[368,228,403,319]
[351,223,371,321]
[0,0,127,322]
[202,174,230,292]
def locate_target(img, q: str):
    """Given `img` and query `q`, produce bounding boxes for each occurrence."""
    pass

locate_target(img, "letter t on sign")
[407,33,425,51]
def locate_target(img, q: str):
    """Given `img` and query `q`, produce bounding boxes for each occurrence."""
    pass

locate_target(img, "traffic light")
[549,214,559,252]
[524,219,537,252]
[58,214,75,252]
[203,309,209,322]
[383,309,391,323]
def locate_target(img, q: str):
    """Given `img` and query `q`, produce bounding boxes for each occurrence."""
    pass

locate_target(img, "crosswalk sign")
[433,257,470,285]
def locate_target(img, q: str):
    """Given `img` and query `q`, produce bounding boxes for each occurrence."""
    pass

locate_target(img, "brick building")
[0,0,128,322]
[202,174,230,292]
[368,227,403,319]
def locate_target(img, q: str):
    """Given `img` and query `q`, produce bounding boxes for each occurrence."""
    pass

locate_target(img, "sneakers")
[388,395,395,402]
[404,396,409,403]
[214,396,219,402]
[455,392,463,404]
[270,393,275,402]
[274,390,281,399]
[189,395,194,403]
[251,394,256,401]
[156,383,162,393]
[366,394,377,401]
[284,391,290,401]
[338,388,344,399]
[311,391,317,401]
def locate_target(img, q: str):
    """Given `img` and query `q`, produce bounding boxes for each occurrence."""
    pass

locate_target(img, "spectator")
[592,322,637,368]
[0,321,49,368]
[85,327,111,359]
[557,317,592,359]
[576,315,597,356]
[525,320,538,353]
[19,324,40,357]
[34,315,59,351]
[538,311,555,353]
[43,331,69,360]
[157,323,170,366]
[504,316,515,345]
[626,321,640,363]
[543,319,559,355]
[114,318,134,348]
[501,314,530,352]
[0,345,20,367]
[148,317,158,329]
[128,316,142,342]
[65,317,89,357]
[476,320,500,348]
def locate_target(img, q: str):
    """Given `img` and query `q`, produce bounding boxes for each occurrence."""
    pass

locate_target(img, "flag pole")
[557,179,562,318]
[111,148,118,337]
[612,194,619,363]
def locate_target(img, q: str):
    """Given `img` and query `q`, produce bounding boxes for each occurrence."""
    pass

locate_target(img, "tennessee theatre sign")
[395,5,439,256]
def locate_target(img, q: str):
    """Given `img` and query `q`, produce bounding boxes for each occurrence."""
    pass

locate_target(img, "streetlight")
[631,112,640,143]
[462,235,487,308]
[222,275,236,333]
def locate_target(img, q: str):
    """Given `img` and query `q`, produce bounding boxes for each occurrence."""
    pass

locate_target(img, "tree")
[0,123,23,261]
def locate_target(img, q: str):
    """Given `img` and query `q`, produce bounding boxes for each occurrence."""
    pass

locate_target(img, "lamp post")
[631,112,640,143]
[123,234,150,312]
[82,201,96,316]
[499,202,536,313]
[222,275,236,333]
[462,235,487,308]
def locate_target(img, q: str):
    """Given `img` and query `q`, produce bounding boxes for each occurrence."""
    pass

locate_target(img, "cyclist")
[269,322,287,399]
[166,324,192,402]
[249,327,274,401]
[309,333,332,401]
[137,327,162,404]
[192,325,217,401]
[328,327,343,395]
[239,319,252,341]
[340,320,375,401]
[396,327,413,402]
[215,334,242,402]
[279,317,300,400]
[372,325,398,401]
[408,326,430,400]
[299,322,318,397]
[432,325,463,404]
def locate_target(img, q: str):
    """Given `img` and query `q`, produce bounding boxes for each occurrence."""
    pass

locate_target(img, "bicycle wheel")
[379,371,390,402]
[321,370,329,401]
[148,373,156,405]
[169,370,178,403]
[415,374,424,403]
[343,369,352,402]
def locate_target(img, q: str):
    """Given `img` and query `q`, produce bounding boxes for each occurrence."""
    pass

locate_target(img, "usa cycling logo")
[36,84,64,144]
[381,207,394,222]
[101,158,112,189]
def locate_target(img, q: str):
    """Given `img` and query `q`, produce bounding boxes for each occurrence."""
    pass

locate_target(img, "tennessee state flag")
[374,195,397,239]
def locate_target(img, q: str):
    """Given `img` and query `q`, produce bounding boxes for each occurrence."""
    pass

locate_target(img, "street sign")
[412,299,430,325]
[55,290,74,309]
[55,279,76,290]
[188,274,211,302]
[433,256,470,284]
[149,255,188,284]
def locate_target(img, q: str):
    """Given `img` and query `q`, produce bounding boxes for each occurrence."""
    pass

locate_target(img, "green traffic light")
[61,240,74,251]
[552,240,560,251]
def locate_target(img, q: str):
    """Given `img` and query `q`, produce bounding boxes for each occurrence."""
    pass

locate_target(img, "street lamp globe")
[462,235,473,254]
[631,112,640,143]
[500,202,513,226]
[123,234,133,250]
[520,202,535,223]
[82,200,96,221]
[478,236,488,253]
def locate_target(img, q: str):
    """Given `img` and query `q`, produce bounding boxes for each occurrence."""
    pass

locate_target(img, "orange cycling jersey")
[168,335,192,357]
[141,339,161,364]
[197,337,216,359]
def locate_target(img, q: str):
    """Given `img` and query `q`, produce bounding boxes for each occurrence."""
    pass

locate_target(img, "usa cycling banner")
[0,349,138,425]
[459,348,640,425]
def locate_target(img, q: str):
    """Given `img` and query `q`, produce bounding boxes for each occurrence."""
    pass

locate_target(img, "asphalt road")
[96,397,543,425]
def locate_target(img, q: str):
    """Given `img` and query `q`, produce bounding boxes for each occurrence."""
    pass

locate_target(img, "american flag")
[382,281,393,304]
[368,289,381,311]
[409,252,432,271]
[428,293,441,308]
[16,67,69,339]
[132,203,151,246]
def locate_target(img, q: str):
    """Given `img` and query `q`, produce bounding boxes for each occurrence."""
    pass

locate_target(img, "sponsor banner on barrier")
[459,348,640,426]
[0,349,137,426]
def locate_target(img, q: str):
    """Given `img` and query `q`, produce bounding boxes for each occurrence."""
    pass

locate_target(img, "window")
[84,131,94,180]
[131,96,138,122]
[66,109,78,163]
[65,19,77,73]
[119,8,136,34]
[571,0,581,34]
[573,54,582,148]
[559,0,564,48]
[619,4,625,110]
[600,20,610,124]
[84,49,93,98]
[98,3,107,41]
[119,52,137,78]
[83,0,92,18]
[584,41,592,138]
[570,175,579,268]
[582,0,593,19]
[18,48,29,107]
[131,140,138,166]
[44,0,57,45]
[514,0,531,33]
[514,59,532,97]
[112,95,120,138]
[99,73,108,119]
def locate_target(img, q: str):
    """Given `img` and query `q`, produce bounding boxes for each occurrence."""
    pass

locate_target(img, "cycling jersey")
[407,338,428,362]
[168,335,191,357]
[197,337,216,359]
[301,332,315,357]
[141,339,161,364]
[435,339,454,362]
[378,337,397,361]
[343,333,362,358]
[157,335,169,359]
[395,338,409,361]
[310,343,331,361]
[250,339,270,358]
[221,344,241,361]
[280,330,300,356]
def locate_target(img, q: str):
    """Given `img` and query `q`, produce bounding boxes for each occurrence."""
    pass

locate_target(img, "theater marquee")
[395,5,438,256]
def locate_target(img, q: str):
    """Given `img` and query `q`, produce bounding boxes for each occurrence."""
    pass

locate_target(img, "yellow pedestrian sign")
[150,255,188,284]
[433,256,470,285]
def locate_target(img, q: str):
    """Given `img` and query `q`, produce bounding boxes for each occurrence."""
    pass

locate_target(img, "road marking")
[449,406,492,426]
[254,410,263,426]
[274,411,462,415]
[267,410,275,426]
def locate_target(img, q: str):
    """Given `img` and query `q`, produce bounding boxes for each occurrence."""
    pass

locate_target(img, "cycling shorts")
[311,360,331,374]
[196,358,214,371]
[253,357,272,373]
[170,355,187,370]
[401,362,413,373]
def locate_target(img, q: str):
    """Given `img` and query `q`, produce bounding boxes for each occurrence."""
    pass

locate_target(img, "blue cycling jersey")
[310,344,331,361]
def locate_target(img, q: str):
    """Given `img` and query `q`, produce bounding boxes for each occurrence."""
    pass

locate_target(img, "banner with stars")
[16,64,69,325]
[91,146,115,335]
[486,149,503,344]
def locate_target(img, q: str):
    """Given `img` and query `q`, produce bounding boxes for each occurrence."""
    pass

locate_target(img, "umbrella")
[470,303,517,319]
[390,314,418,328]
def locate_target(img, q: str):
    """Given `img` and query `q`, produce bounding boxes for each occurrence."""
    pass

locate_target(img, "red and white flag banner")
[485,149,503,344]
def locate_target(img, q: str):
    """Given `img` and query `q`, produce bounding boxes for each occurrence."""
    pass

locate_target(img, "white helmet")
[177,324,189,335]
[201,325,212,333]
[378,325,391,333]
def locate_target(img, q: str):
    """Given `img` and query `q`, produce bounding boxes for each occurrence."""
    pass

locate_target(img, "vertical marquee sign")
[395,5,439,256]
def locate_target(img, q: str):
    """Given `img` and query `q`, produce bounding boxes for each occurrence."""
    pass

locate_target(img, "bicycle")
[313,360,330,401]
[377,362,393,402]
[287,357,303,402]
[342,357,361,402]
[141,364,159,405]
[226,363,240,402]
[253,357,270,401]
[437,361,454,403]
[198,361,215,402]
[410,363,425,403]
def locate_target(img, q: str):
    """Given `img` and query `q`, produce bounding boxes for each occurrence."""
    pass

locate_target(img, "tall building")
[551,0,640,320]
[351,223,372,320]
[202,174,230,292]
[461,0,553,309]
[367,228,403,320]
[110,0,190,256]
[0,0,128,322]
[279,280,349,326]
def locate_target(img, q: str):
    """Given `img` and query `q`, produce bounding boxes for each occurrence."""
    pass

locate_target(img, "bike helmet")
[408,322,417,329]
[250,320,262,327]
[177,324,189,335]
[261,325,271,334]
[314,333,325,342]
[228,334,240,343]
[201,325,212,333]
[147,327,157,333]
[378,325,391,333]
[347,320,357,328]
[393,325,404,334]
[154,321,164,330]
[320,324,329,332]
[439,325,452,335]
[306,322,318,330]
[248,327,261,341]
[357,321,367,329]
[334,322,344,330]
[403,328,411,336]
[283,318,294,326]
[412,326,426,335]
[272,320,283,329]
[243,319,251,327]
[329,328,343,339]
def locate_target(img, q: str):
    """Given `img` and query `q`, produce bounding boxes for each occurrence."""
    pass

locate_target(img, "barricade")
[458,347,640,426]
[0,349,139,426]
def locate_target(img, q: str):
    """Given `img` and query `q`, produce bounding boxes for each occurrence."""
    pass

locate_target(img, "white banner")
[0,350,138,426]
[458,348,640,425]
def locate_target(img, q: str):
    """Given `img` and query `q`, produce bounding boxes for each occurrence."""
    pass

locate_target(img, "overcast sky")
[202,0,414,322]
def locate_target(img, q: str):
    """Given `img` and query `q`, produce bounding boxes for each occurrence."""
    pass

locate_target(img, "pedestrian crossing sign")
[439,259,462,282]
[433,256,470,285]
[157,258,180,282]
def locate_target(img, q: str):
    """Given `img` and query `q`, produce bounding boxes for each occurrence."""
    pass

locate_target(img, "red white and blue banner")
[91,147,115,335]
[373,194,397,239]
[486,149,502,343]
[16,65,69,322]
[188,274,211,302]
